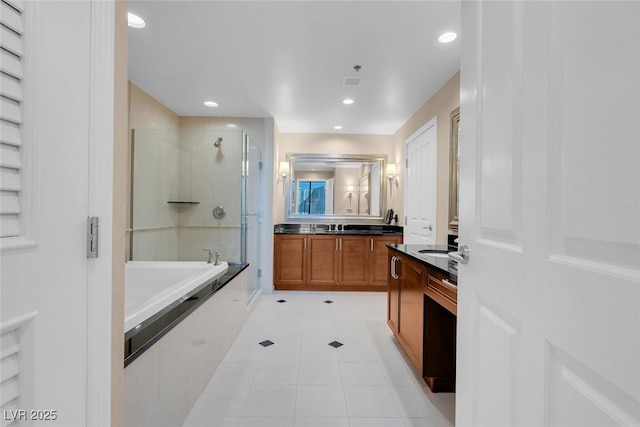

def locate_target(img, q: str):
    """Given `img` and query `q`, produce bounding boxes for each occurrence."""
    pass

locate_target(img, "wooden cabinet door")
[337,236,370,287]
[370,236,402,288]
[307,235,338,287]
[387,253,400,334]
[273,235,307,287]
[396,255,424,373]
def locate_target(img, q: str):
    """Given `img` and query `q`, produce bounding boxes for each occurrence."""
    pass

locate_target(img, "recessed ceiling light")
[127,13,146,29]
[226,123,238,128]
[204,101,219,108]
[342,98,354,105]
[334,125,343,130]
[438,32,457,43]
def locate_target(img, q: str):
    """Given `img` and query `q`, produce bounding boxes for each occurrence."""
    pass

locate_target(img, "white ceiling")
[128,1,461,135]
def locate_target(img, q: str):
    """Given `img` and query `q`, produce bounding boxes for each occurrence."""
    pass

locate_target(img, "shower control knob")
[212,206,226,220]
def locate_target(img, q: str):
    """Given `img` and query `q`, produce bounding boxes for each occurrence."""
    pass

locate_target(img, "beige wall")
[129,83,181,129]
[392,71,460,244]
[274,133,394,223]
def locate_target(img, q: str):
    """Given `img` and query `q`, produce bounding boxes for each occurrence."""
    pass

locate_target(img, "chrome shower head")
[214,137,223,148]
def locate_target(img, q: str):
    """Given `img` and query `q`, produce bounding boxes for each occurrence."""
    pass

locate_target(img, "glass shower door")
[242,134,262,301]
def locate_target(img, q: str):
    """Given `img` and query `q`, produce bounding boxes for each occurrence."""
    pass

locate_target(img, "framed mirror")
[284,153,387,221]
[448,107,460,232]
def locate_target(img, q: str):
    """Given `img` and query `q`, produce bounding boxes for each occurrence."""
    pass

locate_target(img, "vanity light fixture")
[204,101,219,108]
[127,13,146,29]
[342,98,354,105]
[438,32,457,43]
[277,161,289,195]
[386,163,399,198]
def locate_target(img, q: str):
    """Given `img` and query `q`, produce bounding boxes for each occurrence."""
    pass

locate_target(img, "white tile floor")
[183,291,455,427]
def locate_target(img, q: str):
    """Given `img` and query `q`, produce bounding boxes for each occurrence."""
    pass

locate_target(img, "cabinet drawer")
[425,275,457,316]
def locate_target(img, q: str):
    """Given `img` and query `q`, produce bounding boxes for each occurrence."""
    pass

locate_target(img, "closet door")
[0,0,99,426]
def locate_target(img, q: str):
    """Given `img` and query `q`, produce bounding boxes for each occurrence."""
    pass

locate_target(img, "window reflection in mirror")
[285,154,387,221]
[297,181,326,214]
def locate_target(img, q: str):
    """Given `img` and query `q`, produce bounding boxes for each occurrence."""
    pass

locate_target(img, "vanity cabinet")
[274,234,402,291]
[372,236,404,287]
[338,236,371,287]
[387,254,400,334]
[273,235,307,287]
[307,235,339,287]
[393,254,426,373]
[387,246,457,392]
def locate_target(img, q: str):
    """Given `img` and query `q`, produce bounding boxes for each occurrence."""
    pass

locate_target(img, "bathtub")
[124,261,229,332]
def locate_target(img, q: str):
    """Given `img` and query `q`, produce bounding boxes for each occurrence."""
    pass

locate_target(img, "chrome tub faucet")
[202,249,220,265]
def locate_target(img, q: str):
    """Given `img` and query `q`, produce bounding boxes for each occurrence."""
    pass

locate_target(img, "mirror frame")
[448,107,460,232]
[284,153,388,222]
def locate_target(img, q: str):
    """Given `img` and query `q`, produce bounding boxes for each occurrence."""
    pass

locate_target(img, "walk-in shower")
[130,128,262,300]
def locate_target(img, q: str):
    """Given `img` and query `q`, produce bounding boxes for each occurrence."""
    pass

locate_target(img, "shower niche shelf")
[167,201,200,205]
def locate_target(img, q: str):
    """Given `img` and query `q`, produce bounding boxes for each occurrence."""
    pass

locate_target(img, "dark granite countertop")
[388,244,458,280]
[274,223,403,236]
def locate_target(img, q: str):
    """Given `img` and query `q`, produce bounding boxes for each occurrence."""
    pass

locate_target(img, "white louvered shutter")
[0,0,24,238]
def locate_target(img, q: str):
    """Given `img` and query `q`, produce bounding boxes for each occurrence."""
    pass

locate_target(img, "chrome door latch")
[448,244,469,265]
[87,216,99,258]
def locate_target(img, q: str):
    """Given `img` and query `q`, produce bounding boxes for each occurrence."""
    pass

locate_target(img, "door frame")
[86,2,116,425]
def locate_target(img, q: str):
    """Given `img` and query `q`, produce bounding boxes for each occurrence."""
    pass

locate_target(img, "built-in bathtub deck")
[124,263,248,367]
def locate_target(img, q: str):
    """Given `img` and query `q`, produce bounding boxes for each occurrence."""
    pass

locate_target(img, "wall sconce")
[346,185,354,205]
[386,163,399,198]
[277,161,289,195]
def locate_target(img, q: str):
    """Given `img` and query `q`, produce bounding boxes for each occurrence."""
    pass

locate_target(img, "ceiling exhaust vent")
[343,76,363,86]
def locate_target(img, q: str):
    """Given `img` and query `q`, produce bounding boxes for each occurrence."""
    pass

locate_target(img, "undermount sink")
[416,249,451,259]
[420,253,450,258]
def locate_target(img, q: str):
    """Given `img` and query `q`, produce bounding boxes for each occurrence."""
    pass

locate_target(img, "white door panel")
[0,2,107,425]
[405,118,437,245]
[457,1,639,426]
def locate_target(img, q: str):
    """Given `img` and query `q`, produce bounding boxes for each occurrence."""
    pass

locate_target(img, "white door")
[1,2,113,425]
[456,2,640,426]
[404,117,437,244]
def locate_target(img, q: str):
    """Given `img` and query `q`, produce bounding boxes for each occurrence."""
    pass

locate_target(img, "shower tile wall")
[132,129,180,260]
[132,128,243,262]
[177,129,243,263]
